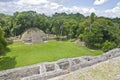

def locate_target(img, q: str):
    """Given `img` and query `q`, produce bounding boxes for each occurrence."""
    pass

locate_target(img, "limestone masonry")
[21,28,47,44]
[0,48,120,80]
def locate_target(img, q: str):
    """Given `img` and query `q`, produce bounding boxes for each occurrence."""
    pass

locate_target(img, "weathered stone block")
[57,60,70,70]
[0,65,40,80]
[45,63,55,72]
[21,70,65,80]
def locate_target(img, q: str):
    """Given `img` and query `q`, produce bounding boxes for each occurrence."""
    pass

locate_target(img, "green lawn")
[0,40,103,70]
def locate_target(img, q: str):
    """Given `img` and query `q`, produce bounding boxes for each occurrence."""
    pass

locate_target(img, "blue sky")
[0,0,120,17]
[62,0,120,10]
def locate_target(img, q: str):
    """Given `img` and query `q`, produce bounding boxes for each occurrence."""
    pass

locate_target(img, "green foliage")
[0,14,12,37]
[0,27,7,54]
[10,11,48,36]
[81,17,120,51]
[102,40,116,52]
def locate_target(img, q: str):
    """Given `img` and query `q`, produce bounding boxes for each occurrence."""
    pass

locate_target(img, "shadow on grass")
[0,56,16,71]
[0,47,11,56]
[0,47,16,71]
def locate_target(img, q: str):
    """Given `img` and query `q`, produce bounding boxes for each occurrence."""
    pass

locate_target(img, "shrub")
[0,27,7,54]
[102,40,116,52]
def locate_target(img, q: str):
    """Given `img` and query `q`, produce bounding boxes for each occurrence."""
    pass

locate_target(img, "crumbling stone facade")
[0,48,120,80]
[21,28,47,44]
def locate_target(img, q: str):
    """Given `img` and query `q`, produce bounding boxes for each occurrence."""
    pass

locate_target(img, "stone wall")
[0,48,120,80]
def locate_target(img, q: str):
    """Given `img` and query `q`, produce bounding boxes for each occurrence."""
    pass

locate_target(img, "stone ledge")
[0,48,120,80]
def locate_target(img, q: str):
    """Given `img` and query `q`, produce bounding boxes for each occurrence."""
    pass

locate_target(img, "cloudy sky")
[0,0,120,17]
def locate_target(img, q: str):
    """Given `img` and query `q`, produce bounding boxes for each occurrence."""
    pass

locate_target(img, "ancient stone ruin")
[21,28,47,44]
[0,48,120,80]
[75,39,85,46]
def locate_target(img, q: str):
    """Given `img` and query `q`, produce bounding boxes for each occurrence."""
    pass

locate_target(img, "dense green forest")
[0,11,120,52]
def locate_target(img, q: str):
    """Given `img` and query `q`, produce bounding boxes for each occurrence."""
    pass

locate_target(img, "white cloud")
[0,0,91,16]
[0,0,120,18]
[48,0,68,4]
[104,2,120,17]
[18,0,49,5]
[0,0,60,15]
[94,0,108,6]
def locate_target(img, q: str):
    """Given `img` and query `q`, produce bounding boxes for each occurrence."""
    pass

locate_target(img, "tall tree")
[0,27,7,54]
[90,12,96,32]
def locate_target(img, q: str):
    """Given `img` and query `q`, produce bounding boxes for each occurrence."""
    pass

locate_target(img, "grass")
[0,40,103,70]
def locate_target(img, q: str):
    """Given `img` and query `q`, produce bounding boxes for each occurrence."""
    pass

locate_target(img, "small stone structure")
[0,48,120,80]
[75,39,85,46]
[21,28,46,44]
